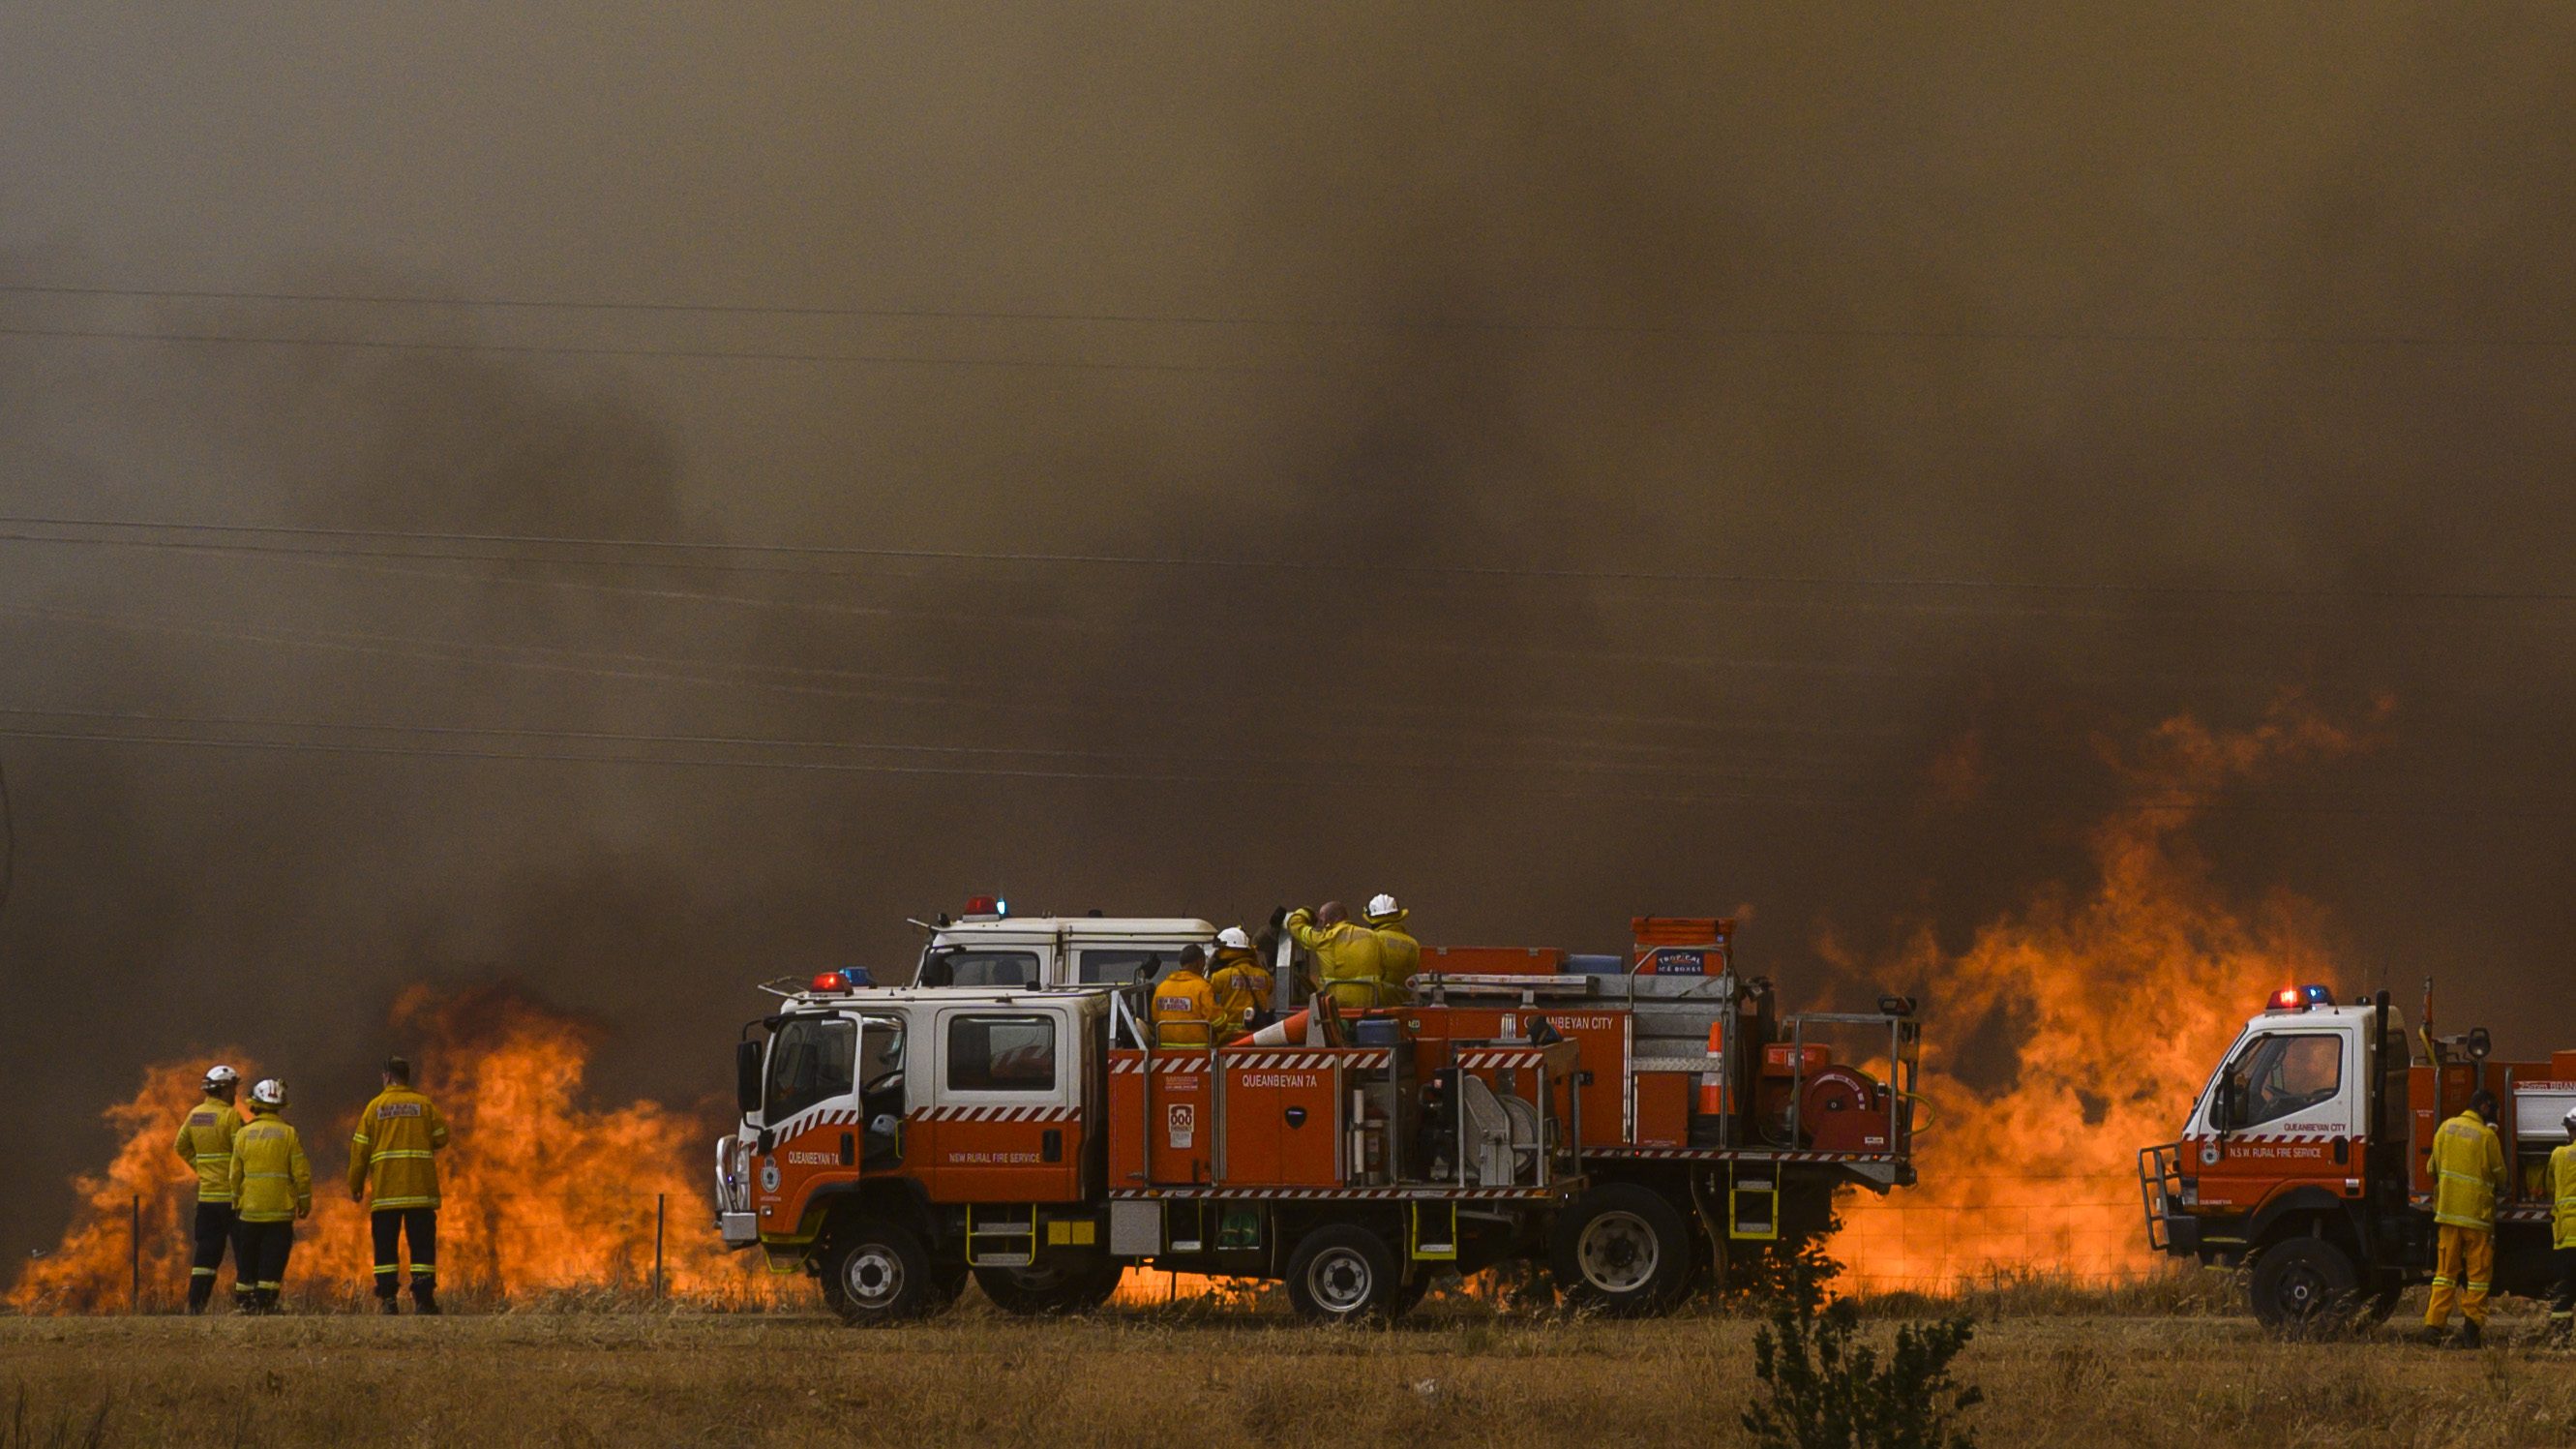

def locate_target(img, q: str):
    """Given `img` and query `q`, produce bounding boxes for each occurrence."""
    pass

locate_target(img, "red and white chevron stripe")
[774,1106,867,1139]
[1455,1049,1550,1071]
[1224,1050,1391,1072]
[1587,1146,1898,1162]
[1111,1056,1209,1075]
[1109,1185,1556,1201]
[2189,1132,2344,1145]
[914,1104,1080,1124]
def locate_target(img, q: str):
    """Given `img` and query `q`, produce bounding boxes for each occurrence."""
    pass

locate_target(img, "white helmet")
[250,1078,287,1108]
[1217,926,1252,951]
[1365,893,1402,921]
[202,1065,240,1091]
[2562,1105,2576,1135]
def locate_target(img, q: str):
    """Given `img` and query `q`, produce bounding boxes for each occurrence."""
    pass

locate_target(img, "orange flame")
[11,985,777,1312]
[1831,699,2382,1289]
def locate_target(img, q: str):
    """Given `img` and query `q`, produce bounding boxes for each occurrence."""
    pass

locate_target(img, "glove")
[1268,905,1291,930]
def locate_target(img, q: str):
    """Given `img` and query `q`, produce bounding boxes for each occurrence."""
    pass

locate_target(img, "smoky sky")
[5,6,2576,1263]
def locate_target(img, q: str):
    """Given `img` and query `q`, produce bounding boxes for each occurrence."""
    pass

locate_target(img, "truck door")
[920,1005,1084,1202]
[2194,1026,2358,1214]
[752,1011,892,1230]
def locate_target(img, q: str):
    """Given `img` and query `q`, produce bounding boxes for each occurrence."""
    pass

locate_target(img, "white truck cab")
[912,903,1217,991]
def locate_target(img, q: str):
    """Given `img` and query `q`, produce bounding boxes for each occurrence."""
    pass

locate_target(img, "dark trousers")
[2552,1246,2576,1333]
[187,1201,237,1311]
[230,1220,294,1310]
[371,1207,437,1302]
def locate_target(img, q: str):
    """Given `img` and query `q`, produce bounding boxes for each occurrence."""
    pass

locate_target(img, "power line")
[0,323,1327,378]
[8,515,2576,602]
[9,280,2576,350]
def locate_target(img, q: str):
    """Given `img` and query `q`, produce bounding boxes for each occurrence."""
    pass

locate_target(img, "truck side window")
[2224,1033,2343,1128]
[947,1014,1057,1092]
[1077,950,1176,986]
[920,951,1039,988]
[764,1017,857,1121]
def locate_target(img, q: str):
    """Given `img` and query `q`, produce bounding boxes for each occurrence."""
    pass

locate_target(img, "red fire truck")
[2141,983,2576,1330]
[714,913,1921,1323]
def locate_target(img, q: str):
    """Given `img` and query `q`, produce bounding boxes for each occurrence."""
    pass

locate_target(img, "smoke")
[6,6,2576,1264]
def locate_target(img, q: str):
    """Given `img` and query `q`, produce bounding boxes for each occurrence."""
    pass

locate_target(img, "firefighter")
[1151,946,1216,1047]
[1284,901,1387,1010]
[2416,1088,2508,1347]
[1207,927,1273,1039]
[2551,1105,2576,1348]
[226,1079,311,1314]
[1363,893,1419,1006]
[171,1064,244,1313]
[348,1056,451,1315]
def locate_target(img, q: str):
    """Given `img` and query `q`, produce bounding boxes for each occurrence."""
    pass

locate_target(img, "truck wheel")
[973,1258,1125,1316]
[821,1221,940,1326]
[1552,1183,1692,1317]
[2248,1238,2360,1334]
[1285,1225,1400,1324]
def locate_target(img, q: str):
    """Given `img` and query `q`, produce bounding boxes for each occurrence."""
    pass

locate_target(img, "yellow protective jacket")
[1151,969,1215,1046]
[172,1097,241,1204]
[2552,1143,2576,1251]
[2430,1110,2507,1230]
[1368,919,1420,1004]
[1286,911,1387,1009]
[347,1086,450,1211]
[1208,949,1273,1035]
[227,1111,312,1223]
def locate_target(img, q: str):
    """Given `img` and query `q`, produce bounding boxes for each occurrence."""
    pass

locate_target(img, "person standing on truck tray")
[172,1064,245,1314]
[1151,946,1216,1047]
[2550,1106,2576,1348]
[1284,901,1387,1010]
[1363,893,1419,1006]
[1207,927,1272,1039]
[226,1079,311,1314]
[2416,1088,2509,1347]
[348,1056,451,1315]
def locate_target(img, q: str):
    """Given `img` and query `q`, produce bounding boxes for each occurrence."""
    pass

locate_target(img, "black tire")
[1551,1183,1693,1317]
[2247,1237,2361,1334]
[820,1220,941,1326]
[973,1257,1124,1316]
[1284,1224,1401,1325]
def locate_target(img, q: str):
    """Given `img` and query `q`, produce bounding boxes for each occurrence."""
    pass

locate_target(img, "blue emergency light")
[2266,983,2334,1011]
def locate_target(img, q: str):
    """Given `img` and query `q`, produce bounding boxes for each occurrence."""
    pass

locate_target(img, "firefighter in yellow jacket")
[2418,1090,2508,1347]
[225,1079,311,1313]
[171,1064,244,1313]
[1285,902,1388,1010]
[1363,893,1420,1006]
[348,1056,451,1314]
[1150,947,1216,1047]
[1207,927,1273,1040]
[2549,1105,2576,1347]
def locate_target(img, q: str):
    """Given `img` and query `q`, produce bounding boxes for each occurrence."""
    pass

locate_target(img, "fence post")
[129,1193,140,1313]
[653,1193,666,1303]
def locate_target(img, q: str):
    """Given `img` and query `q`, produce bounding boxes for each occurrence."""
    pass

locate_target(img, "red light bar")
[963,895,998,915]
[2270,986,2302,1010]
[811,972,847,992]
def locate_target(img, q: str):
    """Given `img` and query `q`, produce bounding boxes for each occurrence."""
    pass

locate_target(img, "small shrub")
[1741,1258,1983,1449]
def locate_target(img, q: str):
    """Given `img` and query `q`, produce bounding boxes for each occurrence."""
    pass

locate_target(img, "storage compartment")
[1423,945,1570,976]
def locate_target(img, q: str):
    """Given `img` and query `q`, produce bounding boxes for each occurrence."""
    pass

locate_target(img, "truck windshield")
[919,949,1039,987]
[765,1016,857,1121]
[2223,1032,2343,1128]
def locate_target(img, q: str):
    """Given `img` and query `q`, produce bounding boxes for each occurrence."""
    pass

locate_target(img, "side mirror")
[2466,1027,2493,1062]
[735,1040,764,1118]
[2211,1077,2237,1132]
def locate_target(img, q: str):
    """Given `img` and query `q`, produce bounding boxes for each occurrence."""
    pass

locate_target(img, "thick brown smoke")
[4,8,2575,1264]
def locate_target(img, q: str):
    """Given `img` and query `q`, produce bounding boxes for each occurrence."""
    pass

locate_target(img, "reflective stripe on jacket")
[1286,912,1387,1009]
[2430,1110,2506,1229]
[172,1098,241,1204]
[227,1113,312,1223]
[347,1086,450,1210]
[2552,1142,2576,1252]
[1151,969,1215,1046]
[1368,921,1420,1004]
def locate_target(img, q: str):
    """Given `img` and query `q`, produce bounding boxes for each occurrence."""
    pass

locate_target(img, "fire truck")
[714,910,1922,1324]
[2140,983,2576,1330]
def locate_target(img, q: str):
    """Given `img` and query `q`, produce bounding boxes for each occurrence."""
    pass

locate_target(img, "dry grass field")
[7,1283,2576,1448]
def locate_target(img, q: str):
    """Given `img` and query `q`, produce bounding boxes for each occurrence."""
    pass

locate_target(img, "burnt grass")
[5,1277,2574,1447]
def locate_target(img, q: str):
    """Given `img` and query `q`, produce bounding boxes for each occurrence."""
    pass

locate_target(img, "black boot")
[379,1295,401,1315]
[186,1283,212,1315]
[2453,1319,2485,1349]
[412,1285,440,1316]
[2411,1323,2446,1346]
[253,1288,280,1315]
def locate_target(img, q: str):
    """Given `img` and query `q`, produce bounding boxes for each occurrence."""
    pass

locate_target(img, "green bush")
[1741,1258,1983,1449]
